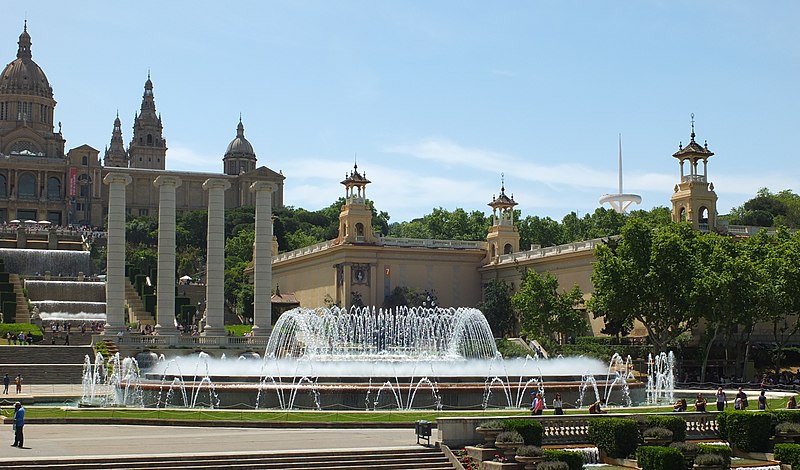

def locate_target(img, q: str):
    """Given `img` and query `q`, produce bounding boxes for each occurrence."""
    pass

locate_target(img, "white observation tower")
[599,134,641,213]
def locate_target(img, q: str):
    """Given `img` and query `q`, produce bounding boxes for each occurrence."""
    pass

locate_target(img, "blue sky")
[4,1,798,222]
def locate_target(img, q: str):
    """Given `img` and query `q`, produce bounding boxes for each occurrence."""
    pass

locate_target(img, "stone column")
[202,178,231,336]
[153,175,182,335]
[103,172,132,335]
[249,181,275,337]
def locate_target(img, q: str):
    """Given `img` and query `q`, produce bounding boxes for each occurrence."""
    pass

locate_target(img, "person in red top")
[530,391,544,415]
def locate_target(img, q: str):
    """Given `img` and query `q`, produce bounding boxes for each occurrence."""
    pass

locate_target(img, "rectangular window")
[17,101,31,121]
[138,209,149,216]
[0,102,7,120]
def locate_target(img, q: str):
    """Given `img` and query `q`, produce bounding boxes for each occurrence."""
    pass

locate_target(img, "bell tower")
[486,174,520,261]
[128,74,167,169]
[103,112,128,167]
[336,163,375,244]
[670,114,717,230]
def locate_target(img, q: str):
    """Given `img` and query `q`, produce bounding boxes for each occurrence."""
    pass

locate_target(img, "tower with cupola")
[336,163,375,244]
[103,113,128,167]
[223,116,257,175]
[486,175,520,261]
[670,115,718,230]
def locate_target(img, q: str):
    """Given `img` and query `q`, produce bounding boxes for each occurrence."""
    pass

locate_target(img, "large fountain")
[103,306,646,410]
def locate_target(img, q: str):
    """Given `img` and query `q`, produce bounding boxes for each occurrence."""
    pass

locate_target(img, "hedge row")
[503,418,544,446]
[644,415,686,442]
[718,411,773,452]
[542,449,584,470]
[774,443,800,469]
[588,417,639,458]
[635,446,684,470]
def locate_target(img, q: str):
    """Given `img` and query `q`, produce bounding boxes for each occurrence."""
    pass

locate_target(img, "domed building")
[0,22,284,227]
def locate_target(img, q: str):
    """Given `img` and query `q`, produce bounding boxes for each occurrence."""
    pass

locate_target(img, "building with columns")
[0,23,284,228]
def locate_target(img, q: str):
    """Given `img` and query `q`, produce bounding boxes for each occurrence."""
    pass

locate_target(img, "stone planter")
[494,441,523,461]
[643,437,672,447]
[693,464,725,470]
[476,427,503,447]
[515,455,545,470]
[775,432,800,444]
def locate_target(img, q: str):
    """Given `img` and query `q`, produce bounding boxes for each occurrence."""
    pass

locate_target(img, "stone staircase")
[8,274,29,323]
[125,281,154,326]
[0,447,455,470]
[0,345,93,384]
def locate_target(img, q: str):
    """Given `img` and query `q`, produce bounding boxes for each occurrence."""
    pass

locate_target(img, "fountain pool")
[114,306,647,410]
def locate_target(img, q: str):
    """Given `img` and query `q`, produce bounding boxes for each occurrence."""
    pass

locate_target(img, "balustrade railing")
[495,238,604,265]
[437,411,720,448]
[109,335,269,349]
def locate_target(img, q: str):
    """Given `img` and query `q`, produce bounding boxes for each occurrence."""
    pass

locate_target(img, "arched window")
[503,243,513,254]
[81,156,88,165]
[0,175,6,197]
[699,206,709,224]
[490,244,496,258]
[678,207,687,222]
[18,173,36,198]
[355,223,365,241]
[147,134,153,145]
[47,177,61,199]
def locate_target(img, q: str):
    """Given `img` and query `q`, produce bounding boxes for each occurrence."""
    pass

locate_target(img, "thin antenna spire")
[24,18,27,32]
[618,134,623,194]
[690,112,696,141]
[501,172,505,192]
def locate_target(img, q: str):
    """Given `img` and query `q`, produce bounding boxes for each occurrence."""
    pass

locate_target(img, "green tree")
[512,269,586,343]
[588,219,706,351]
[479,279,515,337]
[764,229,800,373]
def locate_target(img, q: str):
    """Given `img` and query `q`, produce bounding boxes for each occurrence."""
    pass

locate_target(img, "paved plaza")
[0,424,418,462]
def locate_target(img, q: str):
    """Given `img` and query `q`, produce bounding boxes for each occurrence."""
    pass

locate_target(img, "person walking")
[11,402,24,448]
[715,387,727,411]
[552,393,564,415]
[758,389,767,410]
[530,391,544,415]
[2,373,8,394]
[14,374,22,394]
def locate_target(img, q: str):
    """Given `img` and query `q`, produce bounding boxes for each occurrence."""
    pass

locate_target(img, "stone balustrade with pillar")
[153,175,182,335]
[202,178,231,336]
[249,181,275,337]
[102,172,132,335]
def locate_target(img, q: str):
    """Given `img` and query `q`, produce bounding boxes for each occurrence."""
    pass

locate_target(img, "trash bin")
[415,419,432,445]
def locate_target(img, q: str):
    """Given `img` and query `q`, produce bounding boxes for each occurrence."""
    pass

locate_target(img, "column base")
[154,323,177,336]
[202,326,226,337]
[102,325,123,336]
[251,324,273,338]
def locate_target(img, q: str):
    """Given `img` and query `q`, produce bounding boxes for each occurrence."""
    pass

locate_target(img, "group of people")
[2,373,22,394]
[5,331,33,345]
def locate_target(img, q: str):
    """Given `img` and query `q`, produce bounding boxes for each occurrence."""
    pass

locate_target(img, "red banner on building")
[68,167,77,197]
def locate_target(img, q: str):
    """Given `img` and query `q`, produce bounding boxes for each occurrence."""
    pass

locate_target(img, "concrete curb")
[5,416,435,429]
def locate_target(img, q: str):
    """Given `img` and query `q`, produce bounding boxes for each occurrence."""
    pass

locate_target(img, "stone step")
[0,364,85,384]
[0,345,93,364]
[0,448,454,470]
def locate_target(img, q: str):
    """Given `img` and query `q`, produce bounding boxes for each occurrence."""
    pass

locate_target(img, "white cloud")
[166,144,220,173]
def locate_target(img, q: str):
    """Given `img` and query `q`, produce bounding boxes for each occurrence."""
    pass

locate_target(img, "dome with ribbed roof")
[225,118,255,157]
[0,23,53,99]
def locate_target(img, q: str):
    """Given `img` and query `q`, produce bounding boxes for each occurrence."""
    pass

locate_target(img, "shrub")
[495,431,523,444]
[646,415,687,442]
[588,417,640,458]
[542,449,584,470]
[696,444,731,466]
[504,418,545,446]
[643,427,674,440]
[774,443,800,469]
[516,445,544,457]
[669,441,697,456]
[693,453,726,467]
[635,446,685,470]
[477,419,505,430]
[775,422,800,435]
[773,410,800,425]
[718,410,772,452]
[537,461,569,470]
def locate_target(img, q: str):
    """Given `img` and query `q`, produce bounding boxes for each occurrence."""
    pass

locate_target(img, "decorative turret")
[128,73,167,169]
[223,116,257,175]
[486,174,520,261]
[103,112,128,167]
[670,114,717,230]
[336,162,375,244]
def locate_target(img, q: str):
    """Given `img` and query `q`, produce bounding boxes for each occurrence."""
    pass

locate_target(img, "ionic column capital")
[103,172,132,186]
[154,175,183,189]
[203,178,232,191]
[249,181,276,193]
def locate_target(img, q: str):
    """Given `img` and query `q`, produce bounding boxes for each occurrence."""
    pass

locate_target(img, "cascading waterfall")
[27,280,107,321]
[0,248,94,276]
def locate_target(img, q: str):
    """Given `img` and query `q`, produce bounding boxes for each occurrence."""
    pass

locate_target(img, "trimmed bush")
[774,443,800,469]
[718,410,772,452]
[504,418,544,446]
[669,441,698,456]
[516,445,544,457]
[495,430,523,444]
[542,449,584,470]
[588,417,640,458]
[696,444,731,466]
[643,427,674,440]
[646,415,687,442]
[538,461,569,470]
[693,453,726,467]
[772,410,800,425]
[776,422,800,434]
[636,446,685,470]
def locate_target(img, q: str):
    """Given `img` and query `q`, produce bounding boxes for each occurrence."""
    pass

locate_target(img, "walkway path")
[0,424,419,461]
